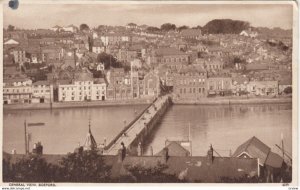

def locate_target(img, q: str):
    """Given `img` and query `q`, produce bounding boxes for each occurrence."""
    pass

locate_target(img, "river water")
[3,103,292,156]
[144,103,292,156]
[3,105,147,154]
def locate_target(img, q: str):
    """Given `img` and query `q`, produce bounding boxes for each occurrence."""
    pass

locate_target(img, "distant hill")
[202,19,250,34]
[253,27,292,38]
[201,19,292,38]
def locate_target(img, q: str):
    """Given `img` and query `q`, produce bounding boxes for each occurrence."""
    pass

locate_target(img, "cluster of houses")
[3,132,291,182]
[3,23,292,104]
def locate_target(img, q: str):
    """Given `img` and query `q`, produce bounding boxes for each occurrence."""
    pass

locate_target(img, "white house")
[240,30,258,38]
[63,25,79,33]
[3,77,33,104]
[58,79,107,102]
[32,81,54,103]
[4,39,19,45]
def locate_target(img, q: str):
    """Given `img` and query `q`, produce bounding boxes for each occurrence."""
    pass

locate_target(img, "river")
[3,103,292,156]
[3,105,147,154]
[144,103,292,156]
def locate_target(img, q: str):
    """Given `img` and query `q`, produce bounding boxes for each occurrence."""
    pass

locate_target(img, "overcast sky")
[4,3,293,30]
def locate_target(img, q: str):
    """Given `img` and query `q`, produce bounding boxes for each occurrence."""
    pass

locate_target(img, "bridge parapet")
[104,95,172,155]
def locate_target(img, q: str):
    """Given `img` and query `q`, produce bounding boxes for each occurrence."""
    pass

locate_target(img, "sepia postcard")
[0,0,298,188]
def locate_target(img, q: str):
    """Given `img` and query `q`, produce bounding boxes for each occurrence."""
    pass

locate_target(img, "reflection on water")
[144,103,292,157]
[3,105,147,154]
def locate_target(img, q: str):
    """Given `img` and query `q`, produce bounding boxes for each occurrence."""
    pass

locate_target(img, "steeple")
[83,118,97,151]
[88,117,91,133]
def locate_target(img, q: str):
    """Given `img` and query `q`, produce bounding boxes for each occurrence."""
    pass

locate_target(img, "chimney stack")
[207,144,214,164]
[118,142,126,162]
[162,147,169,163]
[32,142,43,155]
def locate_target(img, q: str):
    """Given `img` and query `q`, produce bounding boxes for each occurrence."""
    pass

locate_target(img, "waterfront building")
[173,65,207,100]
[106,68,132,100]
[231,75,250,96]
[3,77,33,104]
[58,68,106,101]
[58,79,106,102]
[207,74,232,96]
[140,71,160,98]
[247,80,278,96]
[278,76,292,95]
[32,80,54,103]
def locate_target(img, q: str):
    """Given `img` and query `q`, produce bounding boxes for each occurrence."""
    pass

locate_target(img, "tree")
[7,25,15,31]
[97,52,121,69]
[283,86,292,94]
[203,19,250,34]
[192,25,202,29]
[160,23,176,32]
[116,163,187,183]
[3,158,14,182]
[10,155,56,182]
[177,25,189,31]
[59,151,111,182]
[127,23,137,26]
[80,24,90,32]
[97,25,106,31]
[146,26,160,33]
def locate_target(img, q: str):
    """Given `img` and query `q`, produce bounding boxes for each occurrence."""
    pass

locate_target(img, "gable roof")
[116,156,258,182]
[3,152,259,183]
[265,151,284,168]
[232,136,271,165]
[155,141,190,157]
[155,48,187,56]
[4,39,19,45]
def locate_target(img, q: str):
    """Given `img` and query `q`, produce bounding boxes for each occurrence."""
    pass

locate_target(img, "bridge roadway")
[104,95,170,155]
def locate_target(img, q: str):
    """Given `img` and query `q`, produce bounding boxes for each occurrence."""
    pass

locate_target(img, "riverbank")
[172,96,292,105]
[3,96,292,110]
[3,98,153,111]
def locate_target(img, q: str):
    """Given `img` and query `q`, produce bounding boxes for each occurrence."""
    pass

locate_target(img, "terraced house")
[173,65,207,100]
[3,77,32,104]
[58,68,106,102]
[154,48,190,69]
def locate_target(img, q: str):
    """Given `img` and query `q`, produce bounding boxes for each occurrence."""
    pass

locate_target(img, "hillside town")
[3,22,293,106]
